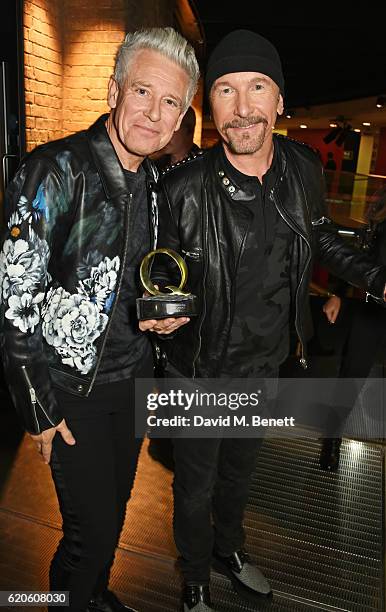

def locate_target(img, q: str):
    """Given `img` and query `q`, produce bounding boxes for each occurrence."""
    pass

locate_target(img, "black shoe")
[88,590,137,612]
[212,549,272,601]
[183,583,215,611]
[319,437,342,471]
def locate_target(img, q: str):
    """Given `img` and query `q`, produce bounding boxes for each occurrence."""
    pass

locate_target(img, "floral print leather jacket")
[0,115,158,433]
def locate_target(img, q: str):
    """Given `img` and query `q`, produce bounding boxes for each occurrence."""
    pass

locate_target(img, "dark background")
[0,0,20,110]
[193,3,386,111]
[1,3,385,116]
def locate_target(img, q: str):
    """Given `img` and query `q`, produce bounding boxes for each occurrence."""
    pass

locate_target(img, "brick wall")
[61,0,128,135]
[24,0,129,148]
[23,0,199,150]
[24,0,63,150]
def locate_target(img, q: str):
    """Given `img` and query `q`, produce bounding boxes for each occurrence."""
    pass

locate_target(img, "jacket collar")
[86,114,158,200]
[211,143,252,202]
[213,141,282,203]
[210,135,315,241]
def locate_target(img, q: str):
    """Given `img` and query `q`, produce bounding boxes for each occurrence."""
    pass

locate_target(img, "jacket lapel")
[273,135,313,241]
[86,114,129,201]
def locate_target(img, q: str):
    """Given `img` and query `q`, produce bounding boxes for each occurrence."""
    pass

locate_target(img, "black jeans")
[48,378,143,612]
[172,436,263,583]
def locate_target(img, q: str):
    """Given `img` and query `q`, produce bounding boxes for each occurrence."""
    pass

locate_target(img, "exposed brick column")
[23,0,63,151]
[61,0,127,135]
[23,0,191,149]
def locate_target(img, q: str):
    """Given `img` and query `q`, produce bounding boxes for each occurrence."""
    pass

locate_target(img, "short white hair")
[114,27,200,111]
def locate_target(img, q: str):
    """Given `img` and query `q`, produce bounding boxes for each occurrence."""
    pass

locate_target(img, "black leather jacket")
[0,115,158,433]
[155,137,386,377]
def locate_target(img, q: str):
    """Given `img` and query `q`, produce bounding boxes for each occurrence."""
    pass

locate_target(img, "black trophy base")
[136,294,198,320]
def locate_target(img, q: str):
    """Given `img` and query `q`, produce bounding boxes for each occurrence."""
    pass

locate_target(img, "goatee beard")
[224,117,268,154]
[223,116,267,130]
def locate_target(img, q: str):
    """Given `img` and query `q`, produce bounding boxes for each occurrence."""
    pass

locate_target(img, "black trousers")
[172,436,263,583]
[48,378,143,612]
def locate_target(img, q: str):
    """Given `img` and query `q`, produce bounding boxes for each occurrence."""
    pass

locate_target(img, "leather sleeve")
[0,154,66,434]
[308,158,386,301]
[314,221,386,301]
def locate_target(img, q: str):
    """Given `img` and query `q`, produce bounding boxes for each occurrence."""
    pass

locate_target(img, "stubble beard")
[223,117,268,154]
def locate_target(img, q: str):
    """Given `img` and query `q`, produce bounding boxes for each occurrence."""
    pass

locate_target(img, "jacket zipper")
[149,162,159,250]
[270,185,311,369]
[192,190,252,377]
[311,216,332,226]
[182,249,201,260]
[150,190,158,250]
[192,182,208,378]
[229,212,253,358]
[88,192,133,392]
[21,365,57,432]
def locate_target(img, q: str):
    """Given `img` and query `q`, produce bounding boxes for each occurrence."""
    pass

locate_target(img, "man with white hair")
[0,27,199,612]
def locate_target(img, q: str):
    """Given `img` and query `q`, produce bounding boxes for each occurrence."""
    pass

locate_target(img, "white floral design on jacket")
[42,287,108,375]
[5,292,45,333]
[0,237,50,301]
[78,256,119,311]
[0,203,51,336]
[0,184,120,375]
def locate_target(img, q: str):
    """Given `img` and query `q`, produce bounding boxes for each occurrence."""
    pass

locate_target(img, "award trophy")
[136,248,198,320]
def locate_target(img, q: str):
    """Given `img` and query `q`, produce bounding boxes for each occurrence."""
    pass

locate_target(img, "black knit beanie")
[206,29,285,96]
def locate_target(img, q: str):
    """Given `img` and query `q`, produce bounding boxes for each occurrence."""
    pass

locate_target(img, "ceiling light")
[354,128,361,132]
[285,109,295,119]
[329,123,338,128]
[363,122,371,126]
[376,96,385,108]
[300,124,307,129]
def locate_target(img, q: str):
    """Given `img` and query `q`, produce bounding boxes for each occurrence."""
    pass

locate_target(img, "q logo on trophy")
[136,248,198,320]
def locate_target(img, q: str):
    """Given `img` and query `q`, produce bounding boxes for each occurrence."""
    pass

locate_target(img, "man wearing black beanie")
[205,29,285,97]
[141,29,386,612]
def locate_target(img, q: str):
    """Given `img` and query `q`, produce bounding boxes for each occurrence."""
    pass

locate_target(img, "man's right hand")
[30,419,76,464]
[323,295,342,324]
[139,283,190,334]
[139,316,190,334]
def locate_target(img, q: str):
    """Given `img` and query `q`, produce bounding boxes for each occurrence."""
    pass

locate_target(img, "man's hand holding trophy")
[137,248,197,334]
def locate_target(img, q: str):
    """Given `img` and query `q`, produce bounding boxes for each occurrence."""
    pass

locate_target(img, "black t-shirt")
[96,165,152,384]
[221,146,294,377]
